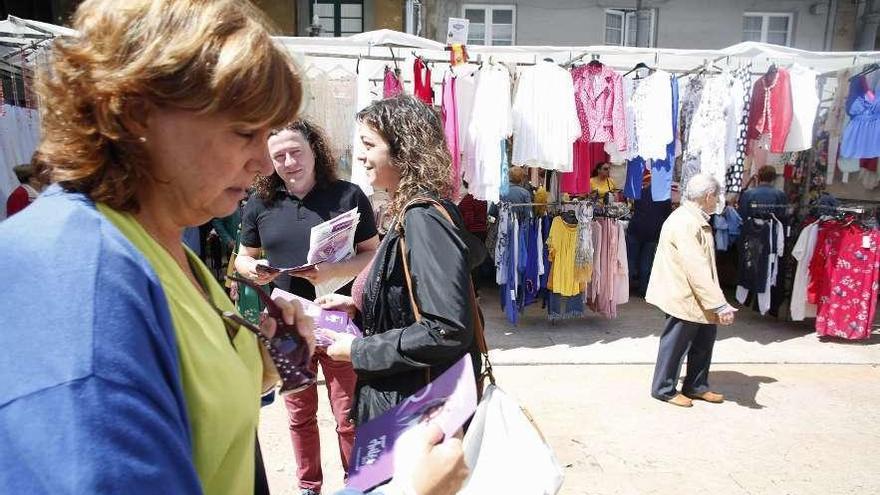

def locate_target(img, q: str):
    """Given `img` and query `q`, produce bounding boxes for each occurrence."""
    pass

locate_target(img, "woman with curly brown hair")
[319,95,482,425]
[235,119,379,495]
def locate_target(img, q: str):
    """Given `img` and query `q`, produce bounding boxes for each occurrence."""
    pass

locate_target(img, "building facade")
[422,0,864,51]
[0,1,872,50]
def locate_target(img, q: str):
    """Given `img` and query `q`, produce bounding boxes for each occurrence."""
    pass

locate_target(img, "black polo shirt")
[240,180,378,300]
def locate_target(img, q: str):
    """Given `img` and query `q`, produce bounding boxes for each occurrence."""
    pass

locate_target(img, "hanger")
[696,58,723,75]
[850,62,879,81]
[622,62,652,79]
[326,63,353,78]
[587,54,603,68]
[388,47,399,73]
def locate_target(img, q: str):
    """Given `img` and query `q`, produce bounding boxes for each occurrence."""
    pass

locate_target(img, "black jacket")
[350,200,482,425]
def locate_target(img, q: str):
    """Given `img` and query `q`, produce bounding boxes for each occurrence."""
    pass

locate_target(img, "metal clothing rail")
[499,200,591,207]
[812,204,870,214]
[749,202,793,208]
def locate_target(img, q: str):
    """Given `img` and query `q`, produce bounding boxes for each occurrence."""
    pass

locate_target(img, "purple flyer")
[270,288,363,347]
[346,354,477,492]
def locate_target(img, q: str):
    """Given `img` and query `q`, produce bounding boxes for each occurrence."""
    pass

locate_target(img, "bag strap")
[396,197,495,392]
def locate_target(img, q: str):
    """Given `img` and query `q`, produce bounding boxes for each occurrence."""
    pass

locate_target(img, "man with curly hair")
[235,120,379,495]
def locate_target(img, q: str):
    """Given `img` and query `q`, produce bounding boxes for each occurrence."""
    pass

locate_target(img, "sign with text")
[447,17,469,45]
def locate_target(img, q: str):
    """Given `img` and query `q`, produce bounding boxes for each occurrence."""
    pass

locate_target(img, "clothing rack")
[303,48,773,78]
[812,204,870,214]
[499,200,587,207]
[749,202,793,209]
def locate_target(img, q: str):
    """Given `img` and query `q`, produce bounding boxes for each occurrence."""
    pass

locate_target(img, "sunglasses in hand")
[223,274,316,395]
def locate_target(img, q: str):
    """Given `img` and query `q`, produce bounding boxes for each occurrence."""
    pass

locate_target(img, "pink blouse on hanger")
[383,67,403,98]
[571,64,627,152]
[442,73,460,199]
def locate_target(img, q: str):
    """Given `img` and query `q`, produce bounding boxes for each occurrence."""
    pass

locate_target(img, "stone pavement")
[258,297,880,495]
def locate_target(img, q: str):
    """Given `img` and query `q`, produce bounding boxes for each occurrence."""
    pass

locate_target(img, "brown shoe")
[666,393,693,408]
[685,391,724,403]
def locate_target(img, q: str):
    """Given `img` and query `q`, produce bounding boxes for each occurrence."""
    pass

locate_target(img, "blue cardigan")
[0,187,378,495]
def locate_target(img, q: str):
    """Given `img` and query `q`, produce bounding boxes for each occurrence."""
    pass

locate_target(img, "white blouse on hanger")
[627,70,673,161]
[453,64,479,163]
[303,66,357,166]
[680,72,733,196]
[784,64,820,152]
[465,64,512,203]
[511,61,581,171]
[724,72,748,165]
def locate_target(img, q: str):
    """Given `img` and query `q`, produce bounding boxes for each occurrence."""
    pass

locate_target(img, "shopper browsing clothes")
[235,120,379,495]
[318,95,483,425]
[737,165,787,219]
[0,1,468,494]
[646,173,737,408]
[625,173,672,296]
[5,158,48,217]
[590,161,617,203]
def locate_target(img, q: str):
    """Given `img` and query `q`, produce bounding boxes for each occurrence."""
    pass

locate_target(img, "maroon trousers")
[284,348,357,492]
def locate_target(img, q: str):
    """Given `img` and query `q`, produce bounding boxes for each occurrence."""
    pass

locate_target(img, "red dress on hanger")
[413,57,434,105]
[560,140,608,195]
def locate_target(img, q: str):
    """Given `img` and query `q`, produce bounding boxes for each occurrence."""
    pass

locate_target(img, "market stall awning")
[280,30,880,75]
[276,29,444,52]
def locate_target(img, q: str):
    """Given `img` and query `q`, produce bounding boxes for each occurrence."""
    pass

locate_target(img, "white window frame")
[462,4,516,46]
[742,12,794,47]
[604,8,657,48]
[405,0,423,37]
[312,0,364,38]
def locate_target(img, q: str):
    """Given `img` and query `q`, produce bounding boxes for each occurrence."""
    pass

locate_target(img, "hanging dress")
[383,66,403,99]
[413,57,434,105]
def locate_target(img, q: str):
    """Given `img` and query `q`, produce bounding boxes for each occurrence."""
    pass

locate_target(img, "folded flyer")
[308,207,361,297]
[346,354,477,492]
[270,287,362,347]
[255,260,324,275]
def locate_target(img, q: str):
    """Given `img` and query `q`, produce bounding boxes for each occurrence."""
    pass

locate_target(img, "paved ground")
[259,296,880,495]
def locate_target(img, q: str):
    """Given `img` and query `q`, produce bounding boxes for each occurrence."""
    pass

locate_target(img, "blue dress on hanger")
[841,75,880,159]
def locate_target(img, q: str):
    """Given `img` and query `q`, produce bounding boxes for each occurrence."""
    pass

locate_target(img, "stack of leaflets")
[307,207,361,297]
[346,354,478,492]
[271,287,363,347]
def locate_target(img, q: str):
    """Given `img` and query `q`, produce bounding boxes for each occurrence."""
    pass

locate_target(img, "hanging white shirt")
[454,64,479,168]
[784,65,820,152]
[511,61,581,171]
[725,74,748,165]
[790,221,819,321]
[628,70,673,161]
[465,64,512,203]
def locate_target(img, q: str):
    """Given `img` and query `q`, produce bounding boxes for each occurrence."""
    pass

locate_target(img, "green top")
[211,209,241,249]
[98,204,262,495]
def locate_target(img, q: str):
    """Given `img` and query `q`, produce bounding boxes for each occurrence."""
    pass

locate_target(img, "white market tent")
[0,21,877,205]
[276,29,880,76]
[0,18,875,80]
[0,16,74,76]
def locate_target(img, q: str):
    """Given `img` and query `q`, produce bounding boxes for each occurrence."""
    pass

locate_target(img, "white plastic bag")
[459,385,564,494]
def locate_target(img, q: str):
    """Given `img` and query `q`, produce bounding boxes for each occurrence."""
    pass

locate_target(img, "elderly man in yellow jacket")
[646,173,737,408]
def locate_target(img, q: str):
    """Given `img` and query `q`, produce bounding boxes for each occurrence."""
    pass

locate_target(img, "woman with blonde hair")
[0,2,466,494]
[319,96,482,425]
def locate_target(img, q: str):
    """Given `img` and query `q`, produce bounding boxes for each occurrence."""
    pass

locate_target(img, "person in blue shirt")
[738,166,788,220]
[0,1,468,494]
[626,175,672,296]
